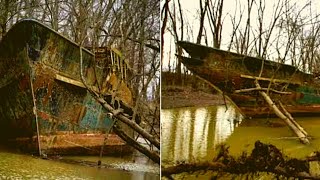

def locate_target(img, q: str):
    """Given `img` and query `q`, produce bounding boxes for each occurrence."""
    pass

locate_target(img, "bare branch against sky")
[162,0,320,74]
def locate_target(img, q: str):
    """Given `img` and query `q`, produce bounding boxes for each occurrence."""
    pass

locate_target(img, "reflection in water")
[161,105,242,165]
[192,108,209,160]
[174,109,191,163]
[215,106,243,146]
[162,105,320,179]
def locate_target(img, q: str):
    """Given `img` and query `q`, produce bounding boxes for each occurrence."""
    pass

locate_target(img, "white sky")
[163,0,320,71]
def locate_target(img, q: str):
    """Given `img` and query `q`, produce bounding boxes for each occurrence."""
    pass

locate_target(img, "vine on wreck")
[162,141,320,179]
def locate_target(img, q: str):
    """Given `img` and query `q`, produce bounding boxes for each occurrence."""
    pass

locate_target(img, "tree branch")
[113,124,160,164]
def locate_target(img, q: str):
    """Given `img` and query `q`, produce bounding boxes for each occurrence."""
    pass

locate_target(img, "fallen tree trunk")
[79,47,160,149]
[278,101,308,136]
[113,124,160,164]
[94,94,160,149]
[162,162,226,177]
[78,46,160,163]
[254,80,309,144]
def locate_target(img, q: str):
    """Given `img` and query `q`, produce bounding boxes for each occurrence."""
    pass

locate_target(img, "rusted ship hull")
[0,19,133,155]
[177,41,320,118]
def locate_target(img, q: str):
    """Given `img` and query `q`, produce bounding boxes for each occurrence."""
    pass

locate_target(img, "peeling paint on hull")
[177,41,320,118]
[0,19,131,155]
[8,134,132,156]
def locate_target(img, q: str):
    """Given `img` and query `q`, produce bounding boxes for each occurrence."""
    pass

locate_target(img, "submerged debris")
[162,141,314,179]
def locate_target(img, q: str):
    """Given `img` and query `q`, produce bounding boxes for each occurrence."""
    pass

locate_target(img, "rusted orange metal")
[177,41,320,118]
[0,19,134,155]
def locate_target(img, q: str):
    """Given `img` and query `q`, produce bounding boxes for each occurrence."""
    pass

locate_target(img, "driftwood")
[162,141,319,179]
[254,80,309,144]
[162,162,226,177]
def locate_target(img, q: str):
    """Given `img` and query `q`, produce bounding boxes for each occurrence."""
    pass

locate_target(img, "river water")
[0,148,159,179]
[161,105,320,179]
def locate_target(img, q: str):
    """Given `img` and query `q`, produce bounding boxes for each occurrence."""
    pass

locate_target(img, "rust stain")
[71,104,87,124]
[86,67,96,85]
[0,20,135,155]
[38,111,49,120]
[43,82,53,105]
[18,74,30,90]
[102,73,133,106]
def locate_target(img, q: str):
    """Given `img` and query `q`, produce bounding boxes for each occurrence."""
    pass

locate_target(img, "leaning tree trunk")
[79,46,160,164]
[254,80,309,144]
[113,124,160,164]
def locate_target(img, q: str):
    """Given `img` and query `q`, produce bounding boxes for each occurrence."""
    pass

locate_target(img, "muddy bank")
[161,86,226,109]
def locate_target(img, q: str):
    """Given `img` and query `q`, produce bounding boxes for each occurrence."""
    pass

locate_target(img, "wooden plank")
[55,74,86,88]
[240,74,301,85]
[55,74,102,93]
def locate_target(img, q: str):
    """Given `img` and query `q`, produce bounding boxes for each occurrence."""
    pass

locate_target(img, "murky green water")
[0,148,159,179]
[161,105,243,165]
[161,105,320,178]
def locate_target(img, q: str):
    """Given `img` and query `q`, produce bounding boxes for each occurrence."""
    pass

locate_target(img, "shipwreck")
[0,19,136,155]
[177,41,320,144]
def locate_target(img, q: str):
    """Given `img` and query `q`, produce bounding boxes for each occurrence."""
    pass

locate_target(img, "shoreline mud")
[161,86,226,109]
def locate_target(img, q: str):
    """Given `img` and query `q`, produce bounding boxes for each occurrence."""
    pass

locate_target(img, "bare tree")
[196,0,209,44]
[207,0,224,48]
